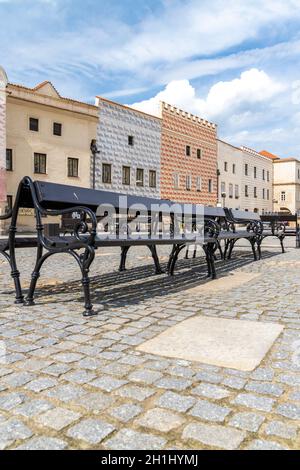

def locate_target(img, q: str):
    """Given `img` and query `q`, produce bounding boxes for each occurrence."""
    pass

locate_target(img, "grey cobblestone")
[189,400,231,422]
[109,404,142,422]
[245,381,284,397]
[229,412,265,432]
[182,422,246,450]
[105,428,167,450]
[90,375,128,392]
[135,407,185,432]
[246,439,288,450]
[36,407,81,430]
[128,369,163,384]
[115,385,155,401]
[67,419,115,444]
[276,402,300,420]
[13,399,54,417]
[192,383,231,400]
[263,420,297,439]
[156,391,196,412]
[232,393,275,412]
[155,377,192,391]
[1,245,300,449]
[16,436,68,450]
[25,377,58,392]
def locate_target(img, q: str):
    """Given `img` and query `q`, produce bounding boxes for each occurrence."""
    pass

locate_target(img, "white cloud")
[130,69,285,120]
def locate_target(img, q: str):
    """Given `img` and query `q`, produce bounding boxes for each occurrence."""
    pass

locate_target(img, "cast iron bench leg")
[119,246,130,271]
[279,235,285,253]
[148,245,164,274]
[9,227,24,304]
[203,245,211,278]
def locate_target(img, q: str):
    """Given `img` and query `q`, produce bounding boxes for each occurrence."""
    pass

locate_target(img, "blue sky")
[1,0,300,156]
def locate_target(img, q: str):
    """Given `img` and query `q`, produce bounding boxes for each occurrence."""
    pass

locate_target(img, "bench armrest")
[204,219,220,238]
[39,206,97,244]
[0,209,12,221]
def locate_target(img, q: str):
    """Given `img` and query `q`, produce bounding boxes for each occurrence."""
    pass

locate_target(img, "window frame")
[53,122,62,136]
[6,148,13,171]
[136,168,144,187]
[149,170,157,188]
[128,135,134,146]
[34,152,47,174]
[102,163,112,184]
[122,165,131,185]
[67,157,79,178]
[29,117,39,132]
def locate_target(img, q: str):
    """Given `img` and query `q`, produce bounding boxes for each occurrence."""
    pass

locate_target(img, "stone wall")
[95,98,161,198]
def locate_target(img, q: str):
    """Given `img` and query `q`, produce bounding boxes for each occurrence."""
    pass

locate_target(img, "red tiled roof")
[259,150,280,160]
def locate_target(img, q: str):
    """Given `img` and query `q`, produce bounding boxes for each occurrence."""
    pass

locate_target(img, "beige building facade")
[218,140,273,213]
[273,158,300,214]
[3,79,98,231]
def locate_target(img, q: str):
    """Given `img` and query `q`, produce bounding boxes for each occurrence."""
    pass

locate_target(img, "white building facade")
[218,140,273,213]
[95,97,161,198]
[273,158,300,214]
[241,146,273,213]
[217,140,243,209]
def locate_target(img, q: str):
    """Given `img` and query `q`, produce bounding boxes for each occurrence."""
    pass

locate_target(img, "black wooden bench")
[260,213,300,251]
[0,177,262,316]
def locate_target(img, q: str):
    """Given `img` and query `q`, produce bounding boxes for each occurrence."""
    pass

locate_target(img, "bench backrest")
[261,214,298,223]
[227,208,261,222]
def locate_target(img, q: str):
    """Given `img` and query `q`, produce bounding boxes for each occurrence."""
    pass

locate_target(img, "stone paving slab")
[137,316,283,371]
[0,244,299,449]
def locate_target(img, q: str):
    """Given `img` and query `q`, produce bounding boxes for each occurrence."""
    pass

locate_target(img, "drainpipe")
[90,139,99,190]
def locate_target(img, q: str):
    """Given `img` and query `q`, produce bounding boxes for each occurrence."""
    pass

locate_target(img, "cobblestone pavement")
[0,239,299,450]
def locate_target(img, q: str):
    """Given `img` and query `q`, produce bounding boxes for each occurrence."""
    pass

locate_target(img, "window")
[267,189,270,200]
[122,166,130,185]
[102,163,111,183]
[298,169,300,179]
[224,161,228,172]
[254,186,257,198]
[232,164,236,174]
[6,195,13,211]
[136,168,144,186]
[254,166,257,178]
[245,185,249,197]
[208,179,213,193]
[281,191,286,201]
[6,149,13,171]
[186,175,191,190]
[173,173,180,189]
[29,117,39,132]
[128,135,134,146]
[267,170,270,182]
[185,145,191,156]
[221,182,226,194]
[262,188,265,199]
[34,153,46,174]
[149,170,156,188]
[262,169,265,180]
[229,183,233,198]
[53,122,62,136]
[196,176,202,191]
[68,158,79,177]
[197,148,202,159]
[244,164,248,176]
[235,184,239,198]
